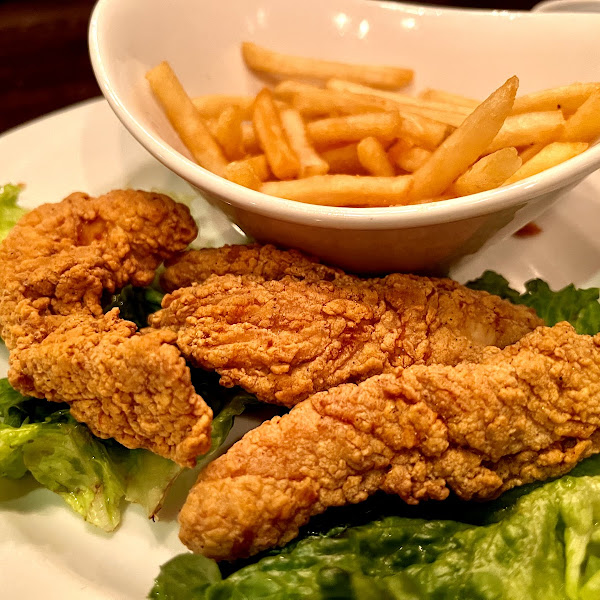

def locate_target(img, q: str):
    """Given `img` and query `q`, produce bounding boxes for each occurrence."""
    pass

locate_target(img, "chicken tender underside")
[179,323,600,561]
[150,268,542,406]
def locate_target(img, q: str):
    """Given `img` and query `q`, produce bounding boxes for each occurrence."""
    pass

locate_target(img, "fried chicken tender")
[179,322,600,560]
[150,270,542,406]
[0,190,212,465]
[160,243,343,292]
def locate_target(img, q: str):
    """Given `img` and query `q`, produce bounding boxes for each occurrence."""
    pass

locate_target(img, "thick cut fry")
[418,89,480,109]
[280,108,329,177]
[253,88,300,179]
[512,82,600,114]
[192,95,255,119]
[504,142,589,185]
[391,146,432,173]
[560,90,600,142]
[408,76,519,203]
[486,111,565,154]
[242,42,413,89]
[146,62,228,176]
[307,112,402,147]
[357,137,396,176]
[214,106,245,160]
[225,161,262,190]
[261,174,413,206]
[320,143,365,174]
[448,148,522,196]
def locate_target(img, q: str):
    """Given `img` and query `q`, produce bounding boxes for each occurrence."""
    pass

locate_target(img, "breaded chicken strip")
[9,311,211,465]
[150,271,542,406]
[0,189,196,348]
[160,244,343,292]
[179,322,600,560]
[0,190,211,465]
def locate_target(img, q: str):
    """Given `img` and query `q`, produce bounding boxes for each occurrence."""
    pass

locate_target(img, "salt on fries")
[146,45,600,208]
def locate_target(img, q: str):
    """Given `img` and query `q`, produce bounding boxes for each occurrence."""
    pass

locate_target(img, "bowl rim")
[89,0,600,230]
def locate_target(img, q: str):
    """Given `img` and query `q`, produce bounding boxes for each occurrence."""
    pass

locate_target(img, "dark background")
[0,0,539,135]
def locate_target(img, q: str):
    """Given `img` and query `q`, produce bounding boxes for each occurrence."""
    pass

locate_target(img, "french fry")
[518,143,545,163]
[225,154,271,181]
[294,88,392,118]
[560,89,600,142]
[146,61,228,176]
[320,143,366,174]
[149,43,598,209]
[307,112,402,147]
[387,138,413,167]
[326,79,471,127]
[408,76,519,203]
[245,154,271,181]
[486,111,565,154]
[327,79,473,115]
[391,146,432,173]
[511,82,600,114]
[252,88,300,179]
[241,121,261,155]
[280,108,329,177]
[447,147,522,196]
[225,160,262,190]
[192,95,255,119]
[503,142,589,185]
[397,113,452,150]
[357,137,396,176]
[418,89,480,109]
[214,105,245,160]
[261,174,413,206]
[242,42,413,89]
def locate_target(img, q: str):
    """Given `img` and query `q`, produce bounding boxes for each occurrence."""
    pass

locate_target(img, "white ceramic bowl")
[89,0,600,274]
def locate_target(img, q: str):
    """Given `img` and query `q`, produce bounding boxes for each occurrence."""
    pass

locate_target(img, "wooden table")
[0,0,539,135]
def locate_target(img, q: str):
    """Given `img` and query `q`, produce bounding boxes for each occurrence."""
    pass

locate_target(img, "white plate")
[1,98,599,599]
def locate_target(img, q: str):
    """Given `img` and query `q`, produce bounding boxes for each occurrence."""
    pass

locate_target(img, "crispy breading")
[9,311,211,464]
[160,243,343,292]
[0,189,197,348]
[179,323,600,560]
[150,270,543,406]
[0,190,212,465]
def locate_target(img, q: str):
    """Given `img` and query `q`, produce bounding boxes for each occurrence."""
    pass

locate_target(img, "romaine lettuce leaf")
[0,409,125,531]
[0,378,254,529]
[467,271,600,335]
[150,456,600,600]
[0,183,26,241]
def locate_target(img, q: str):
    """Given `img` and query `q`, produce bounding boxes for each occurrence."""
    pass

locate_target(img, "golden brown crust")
[160,243,344,292]
[150,269,543,406]
[0,190,211,465]
[179,323,600,560]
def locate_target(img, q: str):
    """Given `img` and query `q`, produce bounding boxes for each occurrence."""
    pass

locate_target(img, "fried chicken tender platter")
[3,190,600,569]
